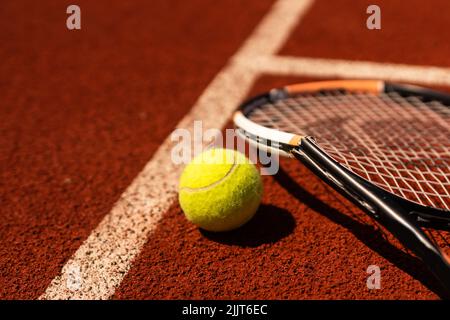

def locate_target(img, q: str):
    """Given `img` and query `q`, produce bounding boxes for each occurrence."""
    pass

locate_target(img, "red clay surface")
[1,0,450,300]
[0,0,274,299]
[280,0,450,67]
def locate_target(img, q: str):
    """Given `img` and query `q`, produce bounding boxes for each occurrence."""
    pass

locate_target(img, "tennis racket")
[233,80,450,296]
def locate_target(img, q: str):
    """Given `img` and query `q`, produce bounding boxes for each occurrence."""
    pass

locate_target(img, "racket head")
[233,80,450,215]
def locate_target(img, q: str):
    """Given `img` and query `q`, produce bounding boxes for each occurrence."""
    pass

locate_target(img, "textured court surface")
[1,0,449,299]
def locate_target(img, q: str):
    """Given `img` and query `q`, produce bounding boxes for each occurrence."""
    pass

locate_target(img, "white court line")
[40,0,314,300]
[239,55,450,86]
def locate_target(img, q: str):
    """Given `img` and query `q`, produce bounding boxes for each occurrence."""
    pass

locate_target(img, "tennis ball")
[178,148,263,232]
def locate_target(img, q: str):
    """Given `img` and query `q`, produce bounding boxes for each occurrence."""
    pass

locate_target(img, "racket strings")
[248,90,450,211]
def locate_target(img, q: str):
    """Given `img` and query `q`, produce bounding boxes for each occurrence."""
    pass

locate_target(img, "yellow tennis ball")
[178,148,263,232]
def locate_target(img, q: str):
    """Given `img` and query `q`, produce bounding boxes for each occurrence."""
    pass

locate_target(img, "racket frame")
[233,80,450,296]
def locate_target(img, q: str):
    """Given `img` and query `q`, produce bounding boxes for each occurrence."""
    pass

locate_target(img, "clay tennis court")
[1,0,450,300]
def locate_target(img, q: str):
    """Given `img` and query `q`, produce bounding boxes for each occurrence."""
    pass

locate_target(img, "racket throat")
[292,141,378,218]
[292,138,450,295]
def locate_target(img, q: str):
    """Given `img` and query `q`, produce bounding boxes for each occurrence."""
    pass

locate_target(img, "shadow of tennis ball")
[200,204,295,247]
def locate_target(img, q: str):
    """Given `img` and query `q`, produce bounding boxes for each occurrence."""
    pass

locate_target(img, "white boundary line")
[41,0,450,299]
[40,0,314,300]
[239,55,450,86]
